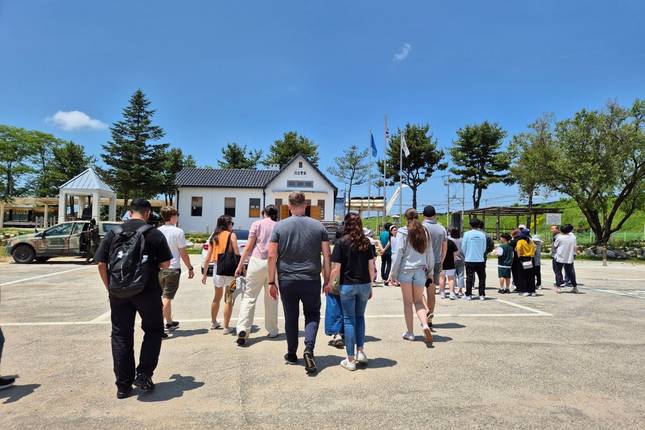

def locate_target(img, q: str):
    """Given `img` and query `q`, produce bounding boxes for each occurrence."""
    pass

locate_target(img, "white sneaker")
[449,293,457,300]
[520,292,530,297]
[222,327,235,335]
[479,295,486,301]
[402,332,415,341]
[267,331,279,338]
[462,295,472,301]
[210,321,221,330]
[340,358,357,371]
[356,350,368,364]
[439,291,446,299]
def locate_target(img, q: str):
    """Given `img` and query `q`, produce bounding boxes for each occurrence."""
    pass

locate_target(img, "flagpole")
[368,129,372,220]
[399,132,403,220]
[383,115,388,230]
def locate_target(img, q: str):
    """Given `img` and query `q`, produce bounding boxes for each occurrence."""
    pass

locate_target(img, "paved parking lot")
[1,256,644,429]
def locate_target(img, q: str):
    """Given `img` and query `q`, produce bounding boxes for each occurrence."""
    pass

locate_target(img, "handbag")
[216,232,240,276]
[522,260,533,270]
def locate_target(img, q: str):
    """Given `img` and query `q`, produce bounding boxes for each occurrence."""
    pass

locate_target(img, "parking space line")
[0,266,94,287]
[495,299,552,316]
[89,310,112,322]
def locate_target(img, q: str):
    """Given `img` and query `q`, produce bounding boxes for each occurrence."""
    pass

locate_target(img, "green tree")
[379,124,447,209]
[508,115,556,227]
[0,125,36,201]
[450,121,511,209]
[100,90,168,206]
[50,140,95,185]
[263,131,319,167]
[542,100,645,245]
[218,143,262,169]
[327,145,370,214]
[161,148,196,205]
[27,131,62,197]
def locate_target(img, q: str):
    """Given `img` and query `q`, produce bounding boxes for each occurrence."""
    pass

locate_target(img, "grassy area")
[0,227,34,237]
[362,198,645,245]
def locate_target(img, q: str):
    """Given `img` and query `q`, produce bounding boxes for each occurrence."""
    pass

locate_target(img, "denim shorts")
[397,268,427,287]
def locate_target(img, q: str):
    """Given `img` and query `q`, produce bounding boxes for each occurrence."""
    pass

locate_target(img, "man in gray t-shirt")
[268,192,331,374]
[422,206,447,324]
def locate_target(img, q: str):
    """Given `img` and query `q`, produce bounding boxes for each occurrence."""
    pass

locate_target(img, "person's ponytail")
[405,208,427,253]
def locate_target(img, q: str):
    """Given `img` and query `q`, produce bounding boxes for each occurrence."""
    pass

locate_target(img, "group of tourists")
[0,193,583,397]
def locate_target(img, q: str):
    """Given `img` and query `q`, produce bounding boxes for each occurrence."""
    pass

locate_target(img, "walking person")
[439,233,459,300]
[95,198,173,399]
[234,205,280,346]
[462,218,487,301]
[379,223,393,285]
[422,206,446,325]
[0,328,15,390]
[267,192,331,374]
[327,212,375,371]
[553,224,579,294]
[450,229,465,296]
[516,229,537,297]
[389,209,433,345]
[158,206,195,334]
[496,233,514,294]
[201,215,240,334]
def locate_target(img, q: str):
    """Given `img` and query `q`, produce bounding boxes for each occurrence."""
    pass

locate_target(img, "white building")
[175,154,338,233]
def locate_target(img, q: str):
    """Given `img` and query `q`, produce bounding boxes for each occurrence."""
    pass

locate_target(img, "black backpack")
[107,224,154,298]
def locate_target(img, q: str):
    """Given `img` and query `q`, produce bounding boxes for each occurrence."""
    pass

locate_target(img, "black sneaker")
[162,332,169,340]
[498,288,504,294]
[0,376,15,390]
[165,321,179,331]
[284,353,298,365]
[303,349,317,374]
[237,331,247,346]
[116,386,132,399]
[133,373,155,392]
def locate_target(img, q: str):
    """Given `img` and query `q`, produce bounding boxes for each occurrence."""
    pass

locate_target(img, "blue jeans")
[339,283,371,357]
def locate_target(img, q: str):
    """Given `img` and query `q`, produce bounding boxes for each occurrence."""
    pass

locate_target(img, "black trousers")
[465,262,486,297]
[554,262,577,287]
[109,288,163,390]
[534,263,542,287]
[516,264,536,293]
[279,280,321,355]
[0,327,4,365]
[381,253,392,281]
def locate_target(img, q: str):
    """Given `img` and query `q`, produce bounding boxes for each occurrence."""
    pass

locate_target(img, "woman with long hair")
[201,215,240,333]
[327,212,375,370]
[389,209,434,345]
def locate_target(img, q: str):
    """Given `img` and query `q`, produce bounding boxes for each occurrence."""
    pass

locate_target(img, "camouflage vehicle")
[5,221,121,264]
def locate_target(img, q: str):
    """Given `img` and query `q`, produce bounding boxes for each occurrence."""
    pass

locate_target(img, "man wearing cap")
[422,205,447,325]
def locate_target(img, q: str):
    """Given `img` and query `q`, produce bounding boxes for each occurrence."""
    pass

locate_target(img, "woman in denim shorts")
[389,209,434,345]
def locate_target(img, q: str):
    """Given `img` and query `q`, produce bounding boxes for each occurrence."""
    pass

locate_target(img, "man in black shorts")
[95,199,173,399]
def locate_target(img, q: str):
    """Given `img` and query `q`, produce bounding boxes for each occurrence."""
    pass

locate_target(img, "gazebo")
[58,169,117,223]
[452,205,564,239]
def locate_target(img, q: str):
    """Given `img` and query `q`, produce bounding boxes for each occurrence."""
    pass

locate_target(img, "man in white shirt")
[158,207,195,331]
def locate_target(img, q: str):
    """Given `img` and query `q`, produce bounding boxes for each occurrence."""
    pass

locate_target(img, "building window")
[191,197,203,217]
[249,198,261,218]
[318,199,325,219]
[298,161,303,168]
[224,197,236,217]
[287,180,313,188]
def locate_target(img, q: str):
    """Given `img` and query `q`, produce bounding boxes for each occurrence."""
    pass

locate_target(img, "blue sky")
[1,0,644,211]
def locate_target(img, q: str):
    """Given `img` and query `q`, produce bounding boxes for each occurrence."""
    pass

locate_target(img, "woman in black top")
[327,213,375,371]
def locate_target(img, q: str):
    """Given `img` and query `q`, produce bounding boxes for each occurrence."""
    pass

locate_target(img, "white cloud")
[393,43,412,62]
[46,110,107,131]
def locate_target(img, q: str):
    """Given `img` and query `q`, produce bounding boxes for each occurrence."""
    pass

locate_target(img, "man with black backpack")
[95,198,173,399]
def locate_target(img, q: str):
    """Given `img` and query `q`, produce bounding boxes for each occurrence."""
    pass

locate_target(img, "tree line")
[327,99,644,246]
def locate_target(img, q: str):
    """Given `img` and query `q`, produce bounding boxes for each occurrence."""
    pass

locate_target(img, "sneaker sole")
[0,383,14,390]
[423,327,433,345]
[303,352,317,374]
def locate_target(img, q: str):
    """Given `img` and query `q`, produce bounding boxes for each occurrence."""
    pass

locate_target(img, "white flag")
[401,134,410,157]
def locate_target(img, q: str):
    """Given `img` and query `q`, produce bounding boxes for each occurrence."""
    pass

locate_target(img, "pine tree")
[100,90,168,207]
[327,145,370,214]
[263,131,319,167]
[218,143,262,169]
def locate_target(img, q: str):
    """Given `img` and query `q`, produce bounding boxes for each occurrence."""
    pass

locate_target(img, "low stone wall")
[542,244,645,260]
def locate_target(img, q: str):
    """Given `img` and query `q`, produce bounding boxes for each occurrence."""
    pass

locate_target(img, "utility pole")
[461,180,465,233]
[446,176,451,228]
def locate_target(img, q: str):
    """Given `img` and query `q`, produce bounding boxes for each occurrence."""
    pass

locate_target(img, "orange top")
[211,231,231,262]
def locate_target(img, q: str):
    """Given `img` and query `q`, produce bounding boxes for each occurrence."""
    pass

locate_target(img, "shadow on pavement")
[364,335,381,343]
[431,322,465,329]
[0,383,41,404]
[137,374,204,402]
[360,357,397,369]
[166,329,209,339]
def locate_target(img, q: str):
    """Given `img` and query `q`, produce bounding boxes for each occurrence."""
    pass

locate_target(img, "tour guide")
[267,192,331,374]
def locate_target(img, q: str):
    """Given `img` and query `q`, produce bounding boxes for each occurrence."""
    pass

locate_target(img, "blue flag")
[370,132,377,157]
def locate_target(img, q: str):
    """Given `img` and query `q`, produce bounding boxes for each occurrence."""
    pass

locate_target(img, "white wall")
[265,155,336,222]
[177,187,266,233]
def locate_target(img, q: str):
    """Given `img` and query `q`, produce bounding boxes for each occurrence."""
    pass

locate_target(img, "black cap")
[423,205,436,217]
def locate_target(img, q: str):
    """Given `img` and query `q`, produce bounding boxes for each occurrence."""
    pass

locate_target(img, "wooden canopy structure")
[452,206,564,239]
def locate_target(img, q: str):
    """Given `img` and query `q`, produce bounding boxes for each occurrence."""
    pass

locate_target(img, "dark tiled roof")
[175,169,279,188]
